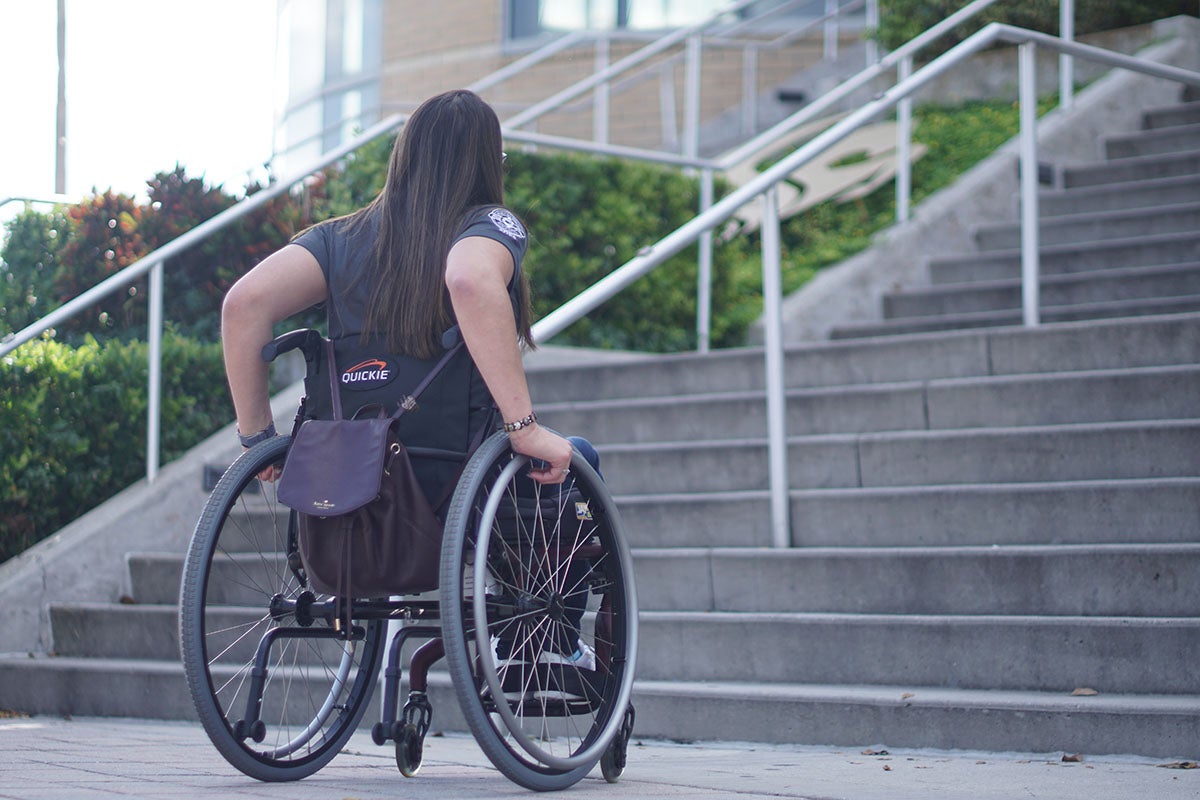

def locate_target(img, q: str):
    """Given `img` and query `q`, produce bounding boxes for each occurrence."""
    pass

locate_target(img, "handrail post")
[1018,42,1041,327]
[684,34,702,159]
[896,54,914,223]
[742,43,758,137]
[697,169,715,353]
[146,261,164,483]
[1060,0,1075,109]
[824,0,838,60]
[761,186,791,549]
[660,63,679,151]
[594,35,611,144]
[866,0,880,65]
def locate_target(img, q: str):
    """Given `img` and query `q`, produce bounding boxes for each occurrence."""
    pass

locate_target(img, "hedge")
[875,0,1197,59]
[0,334,229,561]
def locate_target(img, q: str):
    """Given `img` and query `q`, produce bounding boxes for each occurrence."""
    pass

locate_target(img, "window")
[507,0,729,41]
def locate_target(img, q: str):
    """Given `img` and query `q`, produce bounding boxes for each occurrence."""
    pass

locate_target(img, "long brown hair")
[350,89,534,358]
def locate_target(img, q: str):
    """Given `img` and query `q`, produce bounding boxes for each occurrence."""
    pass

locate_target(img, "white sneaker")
[538,639,596,671]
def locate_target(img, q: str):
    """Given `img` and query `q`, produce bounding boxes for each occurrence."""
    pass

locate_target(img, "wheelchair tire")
[179,435,385,781]
[440,432,638,791]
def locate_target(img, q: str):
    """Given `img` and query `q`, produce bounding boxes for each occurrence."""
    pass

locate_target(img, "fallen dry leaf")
[883,765,892,771]
[861,749,890,756]
[1062,754,1085,763]
[1071,687,1099,696]
[1158,761,1199,770]
[901,692,915,700]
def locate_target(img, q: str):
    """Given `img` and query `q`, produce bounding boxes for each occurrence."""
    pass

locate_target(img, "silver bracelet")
[502,412,537,433]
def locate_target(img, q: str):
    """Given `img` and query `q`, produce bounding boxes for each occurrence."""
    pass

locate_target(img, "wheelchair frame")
[177,331,638,792]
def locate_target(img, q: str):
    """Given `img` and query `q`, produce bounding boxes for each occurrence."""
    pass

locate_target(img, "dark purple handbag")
[278,340,462,597]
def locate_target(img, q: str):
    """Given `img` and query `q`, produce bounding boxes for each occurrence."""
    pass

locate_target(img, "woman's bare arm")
[221,244,328,439]
[445,236,572,483]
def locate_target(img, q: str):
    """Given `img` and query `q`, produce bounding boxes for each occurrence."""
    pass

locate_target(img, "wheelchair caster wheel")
[395,723,424,778]
[600,705,634,783]
[600,739,625,783]
[233,718,267,744]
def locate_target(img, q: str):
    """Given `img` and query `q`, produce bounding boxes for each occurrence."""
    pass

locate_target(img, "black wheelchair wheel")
[179,435,385,781]
[440,432,638,791]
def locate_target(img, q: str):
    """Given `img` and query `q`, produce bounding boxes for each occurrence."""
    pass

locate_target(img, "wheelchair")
[178,330,638,792]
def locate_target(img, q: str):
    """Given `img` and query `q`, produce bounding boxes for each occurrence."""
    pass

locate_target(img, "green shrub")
[0,207,70,334]
[505,151,758,351]
[875,0,1196,59]
[0,169,318,347]
[0,334,229,561]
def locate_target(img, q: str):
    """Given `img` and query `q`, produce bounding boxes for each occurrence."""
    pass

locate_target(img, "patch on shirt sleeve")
[488,208,526,240]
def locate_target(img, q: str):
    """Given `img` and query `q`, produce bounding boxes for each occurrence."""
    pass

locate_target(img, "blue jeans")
[568,436,602,477]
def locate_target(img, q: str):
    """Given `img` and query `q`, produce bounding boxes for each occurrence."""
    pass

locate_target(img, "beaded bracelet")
[502,412,538,433]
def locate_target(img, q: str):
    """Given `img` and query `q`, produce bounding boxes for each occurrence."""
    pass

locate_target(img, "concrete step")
[635,611,1200,694]
[1062,148,1200,189]
[786,478,1200,548]
[1104,123,1200,160]
[530,314,1200,403]
[614,477,1200,549]
[3,654,1194,761]
[595,420,1200,494]
[832,296,1200,339]
[541,383,926,443]
[50,603,180,660]
[973,203,1200,251]
[0,653,476,733]
[45,595,1200,696]
[529,333,993,402]
[542,365,1200,444]
[630,680,1200,757]
[0,657,199,720]
[635,544,1200,617]
[129,554,183,605]
[48,603,347,666]
[1144,100,1200,129]
[1038,174,1200,217]
[928,231,1200,284]
[978,312,1200,375]
[925,364,1200,429]
[883,263,1200,319]
[856,419,1200,486]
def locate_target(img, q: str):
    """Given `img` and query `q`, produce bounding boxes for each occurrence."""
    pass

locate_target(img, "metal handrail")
[1,195,77,211]
[532,21,1200,546]
[501,0,798,132]
[8,5,1169,506]
[716,0,1004,171]
[0,0,1014,487]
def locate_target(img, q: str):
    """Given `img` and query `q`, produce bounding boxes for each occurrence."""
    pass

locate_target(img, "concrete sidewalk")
[1,716,1197,800]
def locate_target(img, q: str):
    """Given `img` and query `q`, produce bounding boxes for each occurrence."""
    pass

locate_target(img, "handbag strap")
[322,338,466,422]
[389,340,466,421]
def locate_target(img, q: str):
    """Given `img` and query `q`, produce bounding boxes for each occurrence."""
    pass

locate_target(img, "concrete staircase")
[831,93,1200,339]
[1,89,1197,763]
[6,312,1197,756]
[527,312,1200,757]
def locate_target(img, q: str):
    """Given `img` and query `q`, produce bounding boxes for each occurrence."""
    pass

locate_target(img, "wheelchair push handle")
[261,329,324,365]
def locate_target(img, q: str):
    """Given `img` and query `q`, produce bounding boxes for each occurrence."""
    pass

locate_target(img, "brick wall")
[380,1,833,152]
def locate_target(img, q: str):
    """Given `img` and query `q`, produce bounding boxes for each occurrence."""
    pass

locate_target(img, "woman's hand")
[507,424,573,484]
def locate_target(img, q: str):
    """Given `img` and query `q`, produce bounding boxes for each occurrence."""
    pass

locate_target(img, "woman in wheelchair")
[221,88,571,488]
[180,89,637,791]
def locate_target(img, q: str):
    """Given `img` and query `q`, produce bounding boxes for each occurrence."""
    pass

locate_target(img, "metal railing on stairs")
[0,0,874,482]
[5,1,1197,555]
[528,20,1200,548]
